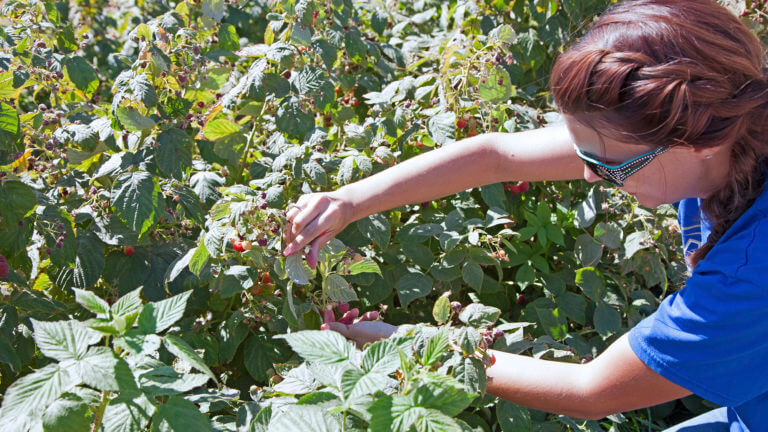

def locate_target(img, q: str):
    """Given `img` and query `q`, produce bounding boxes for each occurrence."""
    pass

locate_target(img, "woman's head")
[550,0,768,267]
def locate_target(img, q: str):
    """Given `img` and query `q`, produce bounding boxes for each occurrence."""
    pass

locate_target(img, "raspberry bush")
[0,0,760,431]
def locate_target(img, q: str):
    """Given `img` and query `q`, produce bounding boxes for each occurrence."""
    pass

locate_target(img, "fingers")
[326,321,351,336]
[306,229,335,269]
[283,195,332,256]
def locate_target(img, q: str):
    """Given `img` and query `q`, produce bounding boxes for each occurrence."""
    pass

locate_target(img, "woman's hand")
[282,191,354,268]
[325,320,398,349]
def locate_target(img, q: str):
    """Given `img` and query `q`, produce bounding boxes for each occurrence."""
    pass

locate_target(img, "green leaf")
[574,267,605,302]
[112,171,160,236]
[73,346,137,392]
[31,319,102,362]
[268,405,341,432]
[285,253,314,285]
[497,400,531,432]
[276,104,314,140]
[137,290,193,334]
[594,303,622,337]
[277,330,354,365]
[594,222,622,249]
[412,373,476,416]
[55,25,78,53]
[422,327,449,367]
[156,128,192,180]
[362,340,401,375]
[345,28,367,61]
[461,260,484,291]
[453,356,486,394]
[218,23,240,51]
[340,368,388,400]
[427,111,456,146]
[203,118,240,140]
[139,366,211,396]
[575,234,602,267]
[202,0,226,21]
[188,242,210,277]
[458,303,500,327]
[111,287,143,319]
[73,231,105,289]
[0,102,20,153]
[347,257,382,276]
[557,292,587,325]
[324,273,358,302]
[0,364,79,421]
[64,56,98,95]
[163,334,217,383]
[395,272,433,309]
[73,288,110,316]
[479,65,515,103]
[101,392,155,432]
[42,393,90,432]
[244,333,289,382]
[432,295,451,324]
[151,396,211,431]
[116,107,156,131]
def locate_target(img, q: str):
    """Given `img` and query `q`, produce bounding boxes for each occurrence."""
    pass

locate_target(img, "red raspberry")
[0,255,9,279]
[123,246,134,256]
[456,119,467,129]
[197,101,205,108]
[233,242,245,252]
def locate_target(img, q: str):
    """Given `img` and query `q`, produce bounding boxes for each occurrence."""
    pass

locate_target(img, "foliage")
[0,0,761,430]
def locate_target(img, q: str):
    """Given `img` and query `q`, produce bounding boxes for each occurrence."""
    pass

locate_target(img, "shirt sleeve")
[628,247,768,406]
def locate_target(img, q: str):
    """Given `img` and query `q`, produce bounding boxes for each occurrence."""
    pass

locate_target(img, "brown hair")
[550,0,768,268]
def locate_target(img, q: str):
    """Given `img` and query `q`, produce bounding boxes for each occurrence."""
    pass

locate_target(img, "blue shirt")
[628,188,768,431]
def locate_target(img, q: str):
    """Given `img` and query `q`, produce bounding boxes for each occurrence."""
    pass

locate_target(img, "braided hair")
[550,0,768,269]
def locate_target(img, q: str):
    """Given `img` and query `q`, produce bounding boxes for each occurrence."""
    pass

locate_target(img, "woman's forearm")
[485,349,593,419]
[332,125,581,222]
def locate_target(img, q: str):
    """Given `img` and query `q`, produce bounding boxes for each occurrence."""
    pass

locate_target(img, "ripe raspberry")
[233,241,245,252]
[456,119,467,129]
[282,71,291,79]
[257,238,268,247]
[0,255,9,279]
[197,101,205,108]
[123,246,134,256]
[516,294,528,306]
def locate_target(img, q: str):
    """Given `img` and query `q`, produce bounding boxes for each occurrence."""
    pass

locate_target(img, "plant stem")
[90,390,109,432]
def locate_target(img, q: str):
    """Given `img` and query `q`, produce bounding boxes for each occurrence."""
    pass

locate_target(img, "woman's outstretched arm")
[283,124,584,265]
[486,333,692,419]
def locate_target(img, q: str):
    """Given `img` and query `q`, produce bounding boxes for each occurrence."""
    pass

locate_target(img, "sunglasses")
[573,144,670,187]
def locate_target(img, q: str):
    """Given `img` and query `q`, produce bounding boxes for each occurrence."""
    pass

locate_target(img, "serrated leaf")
[427,111,456,145]
[73,231,105,289]
[268,405,341,432]
[479,66,515,103]
[422,327,449,367]
[347,257,382,276]
[594,303,622,337]
[41,393,90,432]
[285,253,313,285]
[362,340,401,376]
[188,242,209,277]
[156,128,192,180]
[202,0,226,21]
[324,273,358,302]
[101,392,155,432]
[163,334,217,383]
[278,330,354,365]
[203,118,240,140]
[461,260,484,291]
[137,290,192,334]
[116,107,156,131]
[432,295,451,324]
[357,213,390,248]
[151,396,211,431]
[0,364,78,421]
[64,56,98,95]
[112,171,160,235]
[497,400,531,432]
[395,272,433,309]
[139,366,211,396]
[244,334,289,382]
[73,346,137,392]
[73,288,110,316]
[31,319,102,362]
[458,304,500,327]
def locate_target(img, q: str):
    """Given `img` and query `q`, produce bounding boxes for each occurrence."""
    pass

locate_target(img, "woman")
[281,1,768,429]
